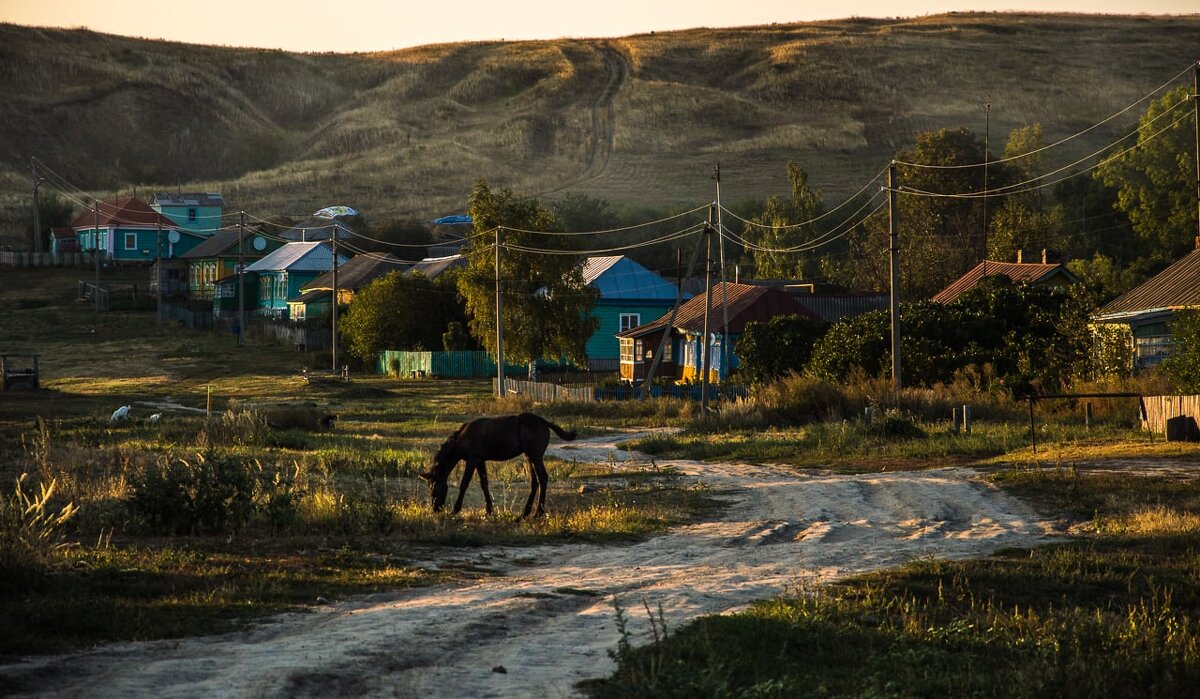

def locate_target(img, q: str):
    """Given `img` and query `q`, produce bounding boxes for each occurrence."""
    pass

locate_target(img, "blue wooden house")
[617,282,816,383]
[243,242,348,320]
[581,256,687,370]
[151,192,225,236]
[70,197,205,263]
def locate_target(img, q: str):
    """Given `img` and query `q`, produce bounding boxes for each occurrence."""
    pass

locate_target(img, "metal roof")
[931,260,1078,303]
[244,241,346,273]
[618,282,816,338]
[303,253,409,292]
[582,255,685,301]
[1096,248,1200,317]
[408,254,465,279]
[793,293,889,322]
[69,197,181,230]
[151,192,225,207]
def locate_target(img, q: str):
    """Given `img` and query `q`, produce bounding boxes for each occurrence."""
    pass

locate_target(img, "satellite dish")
[253,236,267,251]
[167,230,181,244]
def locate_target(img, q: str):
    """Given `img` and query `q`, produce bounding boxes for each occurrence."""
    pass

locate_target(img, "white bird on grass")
[148,413,162,422]
[110,405,131,422]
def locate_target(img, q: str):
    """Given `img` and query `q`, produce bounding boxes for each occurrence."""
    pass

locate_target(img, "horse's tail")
[529,413,576,441]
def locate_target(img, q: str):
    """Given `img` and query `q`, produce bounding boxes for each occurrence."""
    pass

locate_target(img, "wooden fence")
[377,350,525,378]
[496,378,750,403]
[1,251,97,267]
[1141,395,1200,434]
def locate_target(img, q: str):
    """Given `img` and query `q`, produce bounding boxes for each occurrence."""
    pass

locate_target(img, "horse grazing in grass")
[420,412,577,517]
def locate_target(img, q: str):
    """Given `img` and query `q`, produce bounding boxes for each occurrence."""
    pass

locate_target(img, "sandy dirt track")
[1,433,1060,698]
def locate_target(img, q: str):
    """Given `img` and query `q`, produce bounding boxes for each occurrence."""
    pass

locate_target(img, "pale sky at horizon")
[0,0,1196,53]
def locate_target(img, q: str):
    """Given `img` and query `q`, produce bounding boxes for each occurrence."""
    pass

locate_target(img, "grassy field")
[3,13,1200,245]
[0,266,714,657]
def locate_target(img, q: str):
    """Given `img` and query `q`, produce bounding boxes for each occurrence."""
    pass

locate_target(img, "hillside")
[1,13,1199,242]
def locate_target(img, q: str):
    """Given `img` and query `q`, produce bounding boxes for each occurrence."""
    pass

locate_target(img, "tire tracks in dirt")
[0,433,1060,699]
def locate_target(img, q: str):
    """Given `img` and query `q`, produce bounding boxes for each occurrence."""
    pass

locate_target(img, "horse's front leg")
[452,461,477,514]
[476,462,495,515]
[532,456,549,518]
[521,459,539,518]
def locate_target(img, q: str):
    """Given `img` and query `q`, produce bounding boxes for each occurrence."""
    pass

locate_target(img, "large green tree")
[746,162,824,279]
[1096,85,1197,265]
[458,180,598,366]
[341,271,465,363]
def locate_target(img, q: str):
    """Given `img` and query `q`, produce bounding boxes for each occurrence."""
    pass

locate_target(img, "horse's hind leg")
[521,460,539,518]
[532,455,549,517]
[476,462,495,515]
[452,461,477,514]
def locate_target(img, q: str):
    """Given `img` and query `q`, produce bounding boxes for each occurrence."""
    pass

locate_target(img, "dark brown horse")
[419,412,577,517]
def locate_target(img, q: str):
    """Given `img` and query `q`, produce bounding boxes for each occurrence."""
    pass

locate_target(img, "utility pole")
[701,205,715,413]
[495,228,505,398]
[714,164,731,384]
[238,211,245,347]
[30,159,43,255]
[93,200,100,302]
[331,222,340,374]
[1193,61,1199,243]
[155,219,162,334]
[982,95,990,276]
[888,161,902,389]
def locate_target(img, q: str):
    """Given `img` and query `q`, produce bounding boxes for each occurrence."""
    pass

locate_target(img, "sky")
[0,0,1195,52]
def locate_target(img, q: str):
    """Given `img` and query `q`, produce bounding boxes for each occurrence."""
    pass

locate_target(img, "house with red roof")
[931,251,1078,304]
[69,197,205,263]
[617,282,817,383]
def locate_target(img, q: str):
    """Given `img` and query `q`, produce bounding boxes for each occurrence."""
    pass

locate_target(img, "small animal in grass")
[110,405,131,422]
[420,412,577,517]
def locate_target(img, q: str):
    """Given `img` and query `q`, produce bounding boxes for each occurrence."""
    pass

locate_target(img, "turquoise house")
[69,196,205,263]
[244,242,348,320]
[151,192,225,236]
[581,256,688,370]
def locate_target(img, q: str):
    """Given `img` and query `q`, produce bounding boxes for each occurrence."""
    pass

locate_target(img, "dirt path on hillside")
[0,434,1059,699]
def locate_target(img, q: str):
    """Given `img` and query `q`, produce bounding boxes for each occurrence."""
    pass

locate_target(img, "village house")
[581,255,688,371]
[289,252,408,321]
[1090,239,1200,370]
[180,228,280,300]
[243,241,347,320]
[617,282,816,384]
[70,196,205,263]
[150,192,225,236]
[931,250,1079,303]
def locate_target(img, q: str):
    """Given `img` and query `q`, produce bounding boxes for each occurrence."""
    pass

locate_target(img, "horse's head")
[419,439,457,512]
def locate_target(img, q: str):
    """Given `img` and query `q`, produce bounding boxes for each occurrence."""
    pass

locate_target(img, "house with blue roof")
[582,256,688,369]
[151,192,225,236]
[243,242,348,320]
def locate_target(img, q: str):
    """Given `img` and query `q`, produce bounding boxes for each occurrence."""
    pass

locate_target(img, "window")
[619,313,640,332]
[187,208,198,223]
[619,338,635,364]
[124,233,136,250]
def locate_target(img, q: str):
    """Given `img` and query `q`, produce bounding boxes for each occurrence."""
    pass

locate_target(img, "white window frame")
[619,313,640,333]
[124,232,137,250]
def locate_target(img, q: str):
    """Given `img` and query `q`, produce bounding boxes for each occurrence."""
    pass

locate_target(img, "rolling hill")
[1,12,1199,244]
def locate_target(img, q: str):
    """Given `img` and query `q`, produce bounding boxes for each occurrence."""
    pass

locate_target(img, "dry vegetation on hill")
[1,13,1198,243]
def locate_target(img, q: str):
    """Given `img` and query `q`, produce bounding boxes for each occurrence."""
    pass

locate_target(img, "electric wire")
[721,162,890,231]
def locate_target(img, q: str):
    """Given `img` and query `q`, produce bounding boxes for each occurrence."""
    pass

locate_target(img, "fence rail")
[1141,394,1200,435]
[1,251,97,267]
[496,378,750,403]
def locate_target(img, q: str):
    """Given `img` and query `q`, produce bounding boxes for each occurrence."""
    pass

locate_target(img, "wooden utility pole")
[93,200,100,302]
[155,219,162,334]
[714,164,731,384]
[1193,61,1199,243]
[30,159,42,255]
[495,228,505,398]
[701,205,715,413]
[888,162,902,389]
[982,95,990,277]
[331,222,340,374]
[238,211,245,347]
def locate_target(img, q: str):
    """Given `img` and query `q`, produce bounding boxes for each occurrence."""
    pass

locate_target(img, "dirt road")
[2,434,1058,698]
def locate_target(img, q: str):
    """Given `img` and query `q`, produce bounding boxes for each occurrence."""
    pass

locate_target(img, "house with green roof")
[150,192,225,236]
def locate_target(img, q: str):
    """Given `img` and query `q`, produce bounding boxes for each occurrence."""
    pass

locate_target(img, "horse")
[419,412,577,517]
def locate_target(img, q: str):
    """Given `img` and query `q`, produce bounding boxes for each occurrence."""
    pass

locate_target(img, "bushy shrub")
[127,451,258,535]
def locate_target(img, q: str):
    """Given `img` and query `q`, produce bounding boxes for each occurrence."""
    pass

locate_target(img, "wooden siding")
[1141,395,1200,434]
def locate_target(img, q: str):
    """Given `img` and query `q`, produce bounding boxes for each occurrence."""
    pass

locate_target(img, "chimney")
[1195,236,1200,251]
[1016,250,1023,264]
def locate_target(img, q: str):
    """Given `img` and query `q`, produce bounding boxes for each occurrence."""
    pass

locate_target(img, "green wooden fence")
[377,350,526,378]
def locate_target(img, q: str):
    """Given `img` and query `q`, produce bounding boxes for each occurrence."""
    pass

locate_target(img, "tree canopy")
[457,180,598,366]
[340,271,465,363]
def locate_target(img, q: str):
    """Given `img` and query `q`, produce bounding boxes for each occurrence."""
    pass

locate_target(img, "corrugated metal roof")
[244,242,346,273]
[618,282,816,338]
[1097,249,1200,317]
[303,253,409,292]
[931,261,1077,303]
[793,293,889,322]
[583,255,685,301]
[408,254,465,279]
[151,192,225,207]
[69,197,180,230]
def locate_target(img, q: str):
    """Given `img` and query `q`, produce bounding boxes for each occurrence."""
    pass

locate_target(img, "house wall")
[157,204,223,236]
[679,332,738,382]
[257,271,322,318]
[213,276,260,315]
[588,300,676,360]
[189,259,239,299]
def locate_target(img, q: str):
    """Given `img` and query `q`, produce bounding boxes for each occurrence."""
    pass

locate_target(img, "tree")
[987,124,1071,262]
[737,314,828,384]
[341,271,465,363]
[1161,310,1200,393]
[24,191,74,251]
[355,218,432,256]
[1096,85,1197,264]
[747,162,824,279]
[457,180,598,366]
